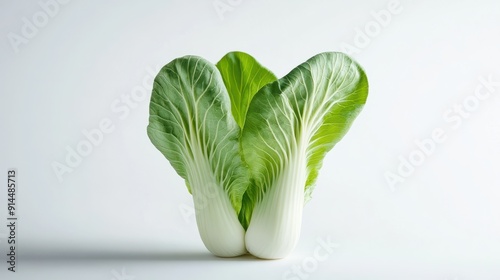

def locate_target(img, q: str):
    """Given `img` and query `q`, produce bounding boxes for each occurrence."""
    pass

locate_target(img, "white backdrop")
[1,0,499,279]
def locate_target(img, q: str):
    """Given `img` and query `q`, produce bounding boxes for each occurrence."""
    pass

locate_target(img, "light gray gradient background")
[1,0,500,279]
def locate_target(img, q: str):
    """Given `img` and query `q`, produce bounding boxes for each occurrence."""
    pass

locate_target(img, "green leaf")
[242,52,368,258]
[243,52,368,200]
[215,51,277,229]
[147,55,248,256]
[216,51,277,128]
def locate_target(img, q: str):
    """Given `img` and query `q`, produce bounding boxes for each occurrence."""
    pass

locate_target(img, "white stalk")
[187,149,246,257]
[245,143,307,259]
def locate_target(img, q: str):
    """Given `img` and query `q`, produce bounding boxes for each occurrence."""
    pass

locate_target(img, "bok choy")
[147,51,368,259]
